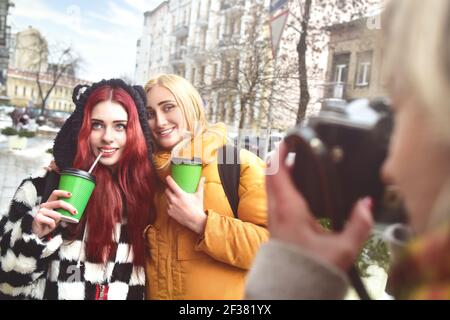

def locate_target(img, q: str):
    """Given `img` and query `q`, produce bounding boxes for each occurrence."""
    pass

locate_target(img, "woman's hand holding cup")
[32,190,77,238]
[165,175,207,234]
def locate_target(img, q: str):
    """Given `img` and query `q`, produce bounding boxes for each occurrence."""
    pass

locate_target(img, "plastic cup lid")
[171,157,202,165]
[60,168,96,183]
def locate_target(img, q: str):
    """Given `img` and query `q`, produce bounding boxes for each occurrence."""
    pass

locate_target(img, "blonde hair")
[145,74,207,135]
[385,0,450,229]
[385,0,450,145]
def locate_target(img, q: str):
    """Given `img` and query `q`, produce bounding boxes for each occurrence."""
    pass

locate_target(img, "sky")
[9,0,163,83]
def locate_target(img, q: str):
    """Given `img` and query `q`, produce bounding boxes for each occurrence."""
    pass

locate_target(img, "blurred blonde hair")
[145,74,207,135]
[385,0,450,145]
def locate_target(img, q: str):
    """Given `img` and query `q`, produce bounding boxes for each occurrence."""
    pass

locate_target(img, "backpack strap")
[217,145,240,219]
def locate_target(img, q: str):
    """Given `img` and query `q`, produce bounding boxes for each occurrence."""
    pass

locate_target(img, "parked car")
[0,105,15,126]
[25,107,41,119]
[0,105,15,116]
[41,110,71,128]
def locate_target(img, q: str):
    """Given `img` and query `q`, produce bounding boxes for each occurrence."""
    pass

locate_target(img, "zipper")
[96,284,109,300]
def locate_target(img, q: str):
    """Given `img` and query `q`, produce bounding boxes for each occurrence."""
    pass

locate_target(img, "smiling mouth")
[157,127,175,137]
[98,148,118,157]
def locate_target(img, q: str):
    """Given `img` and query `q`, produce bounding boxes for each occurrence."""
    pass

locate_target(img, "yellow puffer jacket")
[145,124,269,299]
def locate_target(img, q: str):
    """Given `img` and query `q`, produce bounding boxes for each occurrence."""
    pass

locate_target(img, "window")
[227,95,235,124]
[212,64,218,80]
[233,59,240,81]
[219,95,226,121]
[334,64,347,83]
[235,16,241,35]
[355,51,373,87]
[331,53,350,83]
[223,61,231,79]
[191,67,196,83]
[200,66,205,83]
[197,0,202,19]
[356,62,371,86]
[200,30,207,49]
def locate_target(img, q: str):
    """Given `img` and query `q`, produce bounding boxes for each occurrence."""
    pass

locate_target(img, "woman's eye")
[164,105,175,112]
[147,110,156,119]
[92,122,103,130]
[115,123,127,131]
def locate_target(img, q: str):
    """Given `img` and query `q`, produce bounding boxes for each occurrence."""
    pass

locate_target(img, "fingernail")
[362,197,373,210]
[73,210,77,214]
[67,192,72,197]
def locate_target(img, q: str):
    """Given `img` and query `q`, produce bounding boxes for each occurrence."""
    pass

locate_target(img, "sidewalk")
[0,136,54,215]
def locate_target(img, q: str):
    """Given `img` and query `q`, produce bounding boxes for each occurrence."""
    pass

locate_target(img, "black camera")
[284,99,406,230]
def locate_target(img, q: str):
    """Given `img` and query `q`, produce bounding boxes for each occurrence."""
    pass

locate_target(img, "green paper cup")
[56,168,96,223]
[171,157,202,193]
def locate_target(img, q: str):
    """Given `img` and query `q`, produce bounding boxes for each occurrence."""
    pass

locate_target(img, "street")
[0,135,53,215]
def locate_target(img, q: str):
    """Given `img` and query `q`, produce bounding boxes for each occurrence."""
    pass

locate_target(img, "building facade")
[135,0,274,132]
[135,1,171,85]
[0,0,13,102]
[324,17,386,104]
[7,27,90,111]
[6,69,88,111]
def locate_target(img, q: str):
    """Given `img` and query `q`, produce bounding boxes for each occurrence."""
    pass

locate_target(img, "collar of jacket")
[388,221,450,299]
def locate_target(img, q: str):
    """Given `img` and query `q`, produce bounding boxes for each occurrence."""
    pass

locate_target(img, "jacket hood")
[52,79,152,170]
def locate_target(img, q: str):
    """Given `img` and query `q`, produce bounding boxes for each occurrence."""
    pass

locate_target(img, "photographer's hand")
[266,142,374,272]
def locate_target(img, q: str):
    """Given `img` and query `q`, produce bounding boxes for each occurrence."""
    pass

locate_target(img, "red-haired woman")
[0,79,155,300]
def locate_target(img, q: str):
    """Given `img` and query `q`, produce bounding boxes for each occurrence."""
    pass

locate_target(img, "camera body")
[284,99,406,229]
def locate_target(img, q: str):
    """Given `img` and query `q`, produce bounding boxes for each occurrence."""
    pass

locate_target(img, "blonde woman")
[144,74,268,299]
[245,0,450,300]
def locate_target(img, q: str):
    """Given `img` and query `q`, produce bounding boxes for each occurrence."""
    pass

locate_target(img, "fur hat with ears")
[52,79,152,170]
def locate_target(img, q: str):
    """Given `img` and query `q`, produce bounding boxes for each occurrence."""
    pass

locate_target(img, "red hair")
[70,86,155,266]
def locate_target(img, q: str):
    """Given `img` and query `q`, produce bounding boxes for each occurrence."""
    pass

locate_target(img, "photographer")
[245,0,450,300]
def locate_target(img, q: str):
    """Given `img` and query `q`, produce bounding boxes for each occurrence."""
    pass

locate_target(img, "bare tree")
[199,0,297,134]
[19,32,82,115]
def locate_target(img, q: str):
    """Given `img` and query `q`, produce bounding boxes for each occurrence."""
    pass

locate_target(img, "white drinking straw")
[88,152,103,174]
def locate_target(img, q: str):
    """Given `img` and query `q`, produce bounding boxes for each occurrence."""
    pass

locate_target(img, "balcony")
[196,15,209,28]
[169,49,186,66]
[322,82,348,100]
[187,46,208,63]
[218,34,241,53]
[221,0,245,16]
[173,24,189,38]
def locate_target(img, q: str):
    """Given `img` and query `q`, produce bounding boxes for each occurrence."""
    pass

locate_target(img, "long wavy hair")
[69,85,154,266]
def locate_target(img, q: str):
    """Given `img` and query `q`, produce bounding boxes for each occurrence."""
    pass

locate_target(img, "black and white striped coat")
[0,177,146,300]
